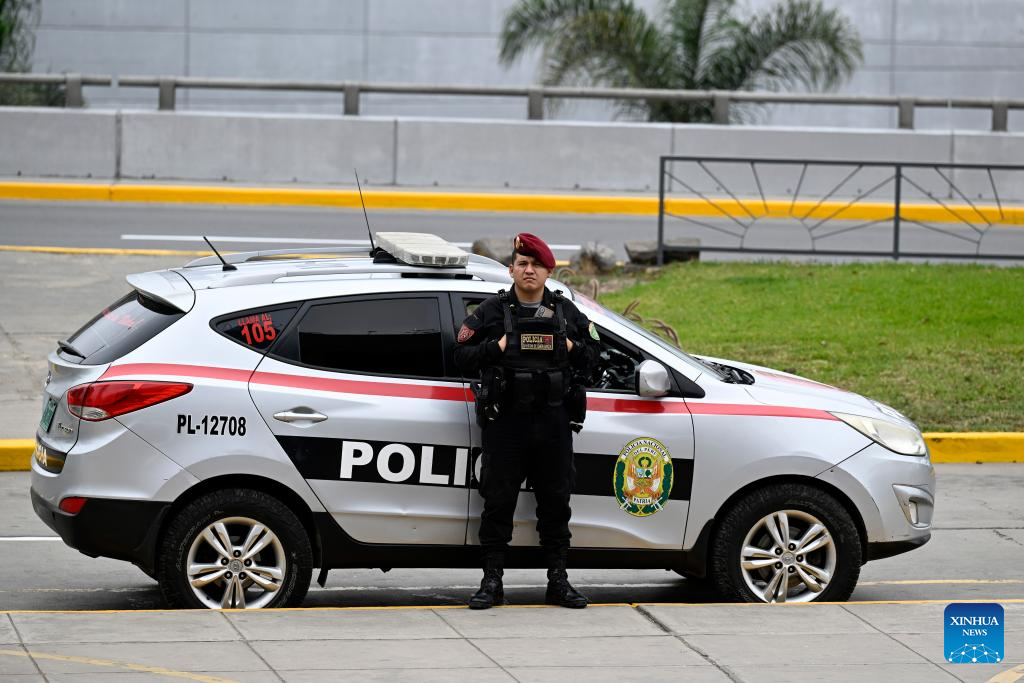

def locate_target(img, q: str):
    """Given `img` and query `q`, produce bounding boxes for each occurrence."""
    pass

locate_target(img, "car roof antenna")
[355,169,396,263]
[202,235,237,271]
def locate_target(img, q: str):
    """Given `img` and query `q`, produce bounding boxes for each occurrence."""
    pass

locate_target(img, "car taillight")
[67,381,193,421]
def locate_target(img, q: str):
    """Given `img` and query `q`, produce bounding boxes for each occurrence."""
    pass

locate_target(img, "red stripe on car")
[100,363,254,383]
[687,402,838,420]
[250,370,470,402]
[100,363,835,420]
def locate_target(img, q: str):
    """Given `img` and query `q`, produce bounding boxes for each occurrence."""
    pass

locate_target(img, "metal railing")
[655,157,1024,264]
[1,72,1021,131]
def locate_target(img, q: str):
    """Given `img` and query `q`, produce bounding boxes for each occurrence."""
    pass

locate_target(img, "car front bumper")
[816,441,935,561]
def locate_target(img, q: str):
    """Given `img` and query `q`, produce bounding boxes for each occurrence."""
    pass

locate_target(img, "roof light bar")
[374,232,468,268]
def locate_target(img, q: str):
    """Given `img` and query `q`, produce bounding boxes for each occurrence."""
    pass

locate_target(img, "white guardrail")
[1,72,1022,132]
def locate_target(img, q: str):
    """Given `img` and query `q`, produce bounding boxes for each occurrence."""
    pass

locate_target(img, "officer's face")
[509,253,549,298]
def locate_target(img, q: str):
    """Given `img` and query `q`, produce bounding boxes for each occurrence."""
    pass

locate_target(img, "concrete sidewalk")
[1,603,1021,682]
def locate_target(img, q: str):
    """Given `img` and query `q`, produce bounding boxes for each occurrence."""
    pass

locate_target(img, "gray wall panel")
[33,28,186,75]
[366,35,534,84]
[0,108,115,178]
[119,112,395,185]
[188,0,365,32]
[187,33,364,80]
[39,0,186,28]
[368,0,507,34]
[894,0,1024,43]
[396,119,673,191]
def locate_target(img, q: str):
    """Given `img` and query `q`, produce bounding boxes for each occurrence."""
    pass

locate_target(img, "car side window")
[275,296,445,378]
[590,327,644,392]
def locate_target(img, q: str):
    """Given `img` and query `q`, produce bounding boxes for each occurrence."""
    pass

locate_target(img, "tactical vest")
[498,289,570,411]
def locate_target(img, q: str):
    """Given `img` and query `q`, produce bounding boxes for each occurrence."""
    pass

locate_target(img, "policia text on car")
[454,233,598,609]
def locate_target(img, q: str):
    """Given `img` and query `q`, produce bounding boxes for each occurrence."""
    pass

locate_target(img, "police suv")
[31,233,935,609]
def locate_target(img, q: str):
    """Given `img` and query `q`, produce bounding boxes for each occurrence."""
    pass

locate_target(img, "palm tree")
[499,0,863,123]
[0,0,64,106]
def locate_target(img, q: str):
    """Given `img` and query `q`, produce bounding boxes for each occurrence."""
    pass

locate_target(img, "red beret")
[513,232,555,270]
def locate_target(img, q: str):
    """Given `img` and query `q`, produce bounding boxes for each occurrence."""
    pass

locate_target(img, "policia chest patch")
[614,437,674,517]
[520,333,554,351]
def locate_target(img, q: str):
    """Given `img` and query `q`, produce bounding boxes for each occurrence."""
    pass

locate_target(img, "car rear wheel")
[157,489,312,609]
[710,483,861,603]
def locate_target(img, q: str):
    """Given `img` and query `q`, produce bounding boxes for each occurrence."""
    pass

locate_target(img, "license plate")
[39,398,57,433]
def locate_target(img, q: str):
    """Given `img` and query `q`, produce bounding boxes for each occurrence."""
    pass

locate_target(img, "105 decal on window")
[214,307,297,351]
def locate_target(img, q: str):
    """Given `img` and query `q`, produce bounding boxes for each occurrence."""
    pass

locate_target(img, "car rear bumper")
[31,487,169,576]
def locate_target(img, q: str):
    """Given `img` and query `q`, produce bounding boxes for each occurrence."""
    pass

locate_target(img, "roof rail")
[184,246,370,268]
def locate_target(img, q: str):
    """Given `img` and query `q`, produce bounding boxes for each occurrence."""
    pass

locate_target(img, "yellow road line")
[989,664,1024,683]
[858,578,1024,586]
[2,181,1023,224]
[0,244,211,257]
[0,648,238,682]
[633,598,1024,607]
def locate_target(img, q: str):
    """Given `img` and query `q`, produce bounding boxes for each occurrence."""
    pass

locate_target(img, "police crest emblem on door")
[613,437,674,517]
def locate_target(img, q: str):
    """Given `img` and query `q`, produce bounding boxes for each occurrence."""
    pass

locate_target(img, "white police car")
[31,233,934,609]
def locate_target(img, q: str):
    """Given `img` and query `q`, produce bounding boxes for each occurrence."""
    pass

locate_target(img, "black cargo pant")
[478,404,575,567]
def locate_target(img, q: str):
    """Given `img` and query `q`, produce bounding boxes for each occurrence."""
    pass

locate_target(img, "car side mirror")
[636,360,671,397]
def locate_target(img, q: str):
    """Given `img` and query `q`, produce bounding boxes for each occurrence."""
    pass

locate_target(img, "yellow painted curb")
[1,181,1023,224]
[925,432,1024,463]
[0,439,34,472]
[0,434,1019,472]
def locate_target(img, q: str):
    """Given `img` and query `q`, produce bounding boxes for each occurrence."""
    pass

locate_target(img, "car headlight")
[830,411,927,456]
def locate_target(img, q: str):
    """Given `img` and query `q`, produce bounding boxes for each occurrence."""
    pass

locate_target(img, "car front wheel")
[710,483,862,603]
[157,488,312,609]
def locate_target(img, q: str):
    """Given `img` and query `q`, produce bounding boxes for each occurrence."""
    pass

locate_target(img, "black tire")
[710,483,862,603]
[157,488,312,609]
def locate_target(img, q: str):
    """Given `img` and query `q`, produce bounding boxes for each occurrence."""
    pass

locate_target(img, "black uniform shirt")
[453,287,597,380]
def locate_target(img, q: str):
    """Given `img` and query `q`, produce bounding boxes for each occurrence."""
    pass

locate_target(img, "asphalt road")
[2,200,1023,263]
[2,464,1023,610]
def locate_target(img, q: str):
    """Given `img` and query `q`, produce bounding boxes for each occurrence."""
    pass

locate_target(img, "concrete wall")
[27,0,1024,130]
[0,108,116,178]
[3,108,1023,201]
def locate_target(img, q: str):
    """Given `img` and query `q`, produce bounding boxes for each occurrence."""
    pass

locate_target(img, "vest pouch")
[511,370,538,412]
[565,382,587,432]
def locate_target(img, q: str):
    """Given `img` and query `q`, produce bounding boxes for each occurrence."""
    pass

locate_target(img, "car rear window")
[63,291,184,365]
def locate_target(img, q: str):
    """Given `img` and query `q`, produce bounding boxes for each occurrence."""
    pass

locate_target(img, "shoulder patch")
[457,324,475,343]
[588,321,600,341]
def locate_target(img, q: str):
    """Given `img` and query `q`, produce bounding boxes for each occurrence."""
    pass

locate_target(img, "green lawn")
[596,262,1024,432]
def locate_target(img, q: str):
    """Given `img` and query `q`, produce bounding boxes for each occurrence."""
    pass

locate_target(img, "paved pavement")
[0,602,1021,681]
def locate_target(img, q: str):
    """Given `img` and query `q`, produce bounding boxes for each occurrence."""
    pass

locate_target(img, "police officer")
[454,233,598,610]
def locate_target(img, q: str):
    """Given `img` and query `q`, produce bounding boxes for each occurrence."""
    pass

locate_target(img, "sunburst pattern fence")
[655,157,1024,264]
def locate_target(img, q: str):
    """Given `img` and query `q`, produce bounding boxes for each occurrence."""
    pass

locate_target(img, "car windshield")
[573,293,725,379]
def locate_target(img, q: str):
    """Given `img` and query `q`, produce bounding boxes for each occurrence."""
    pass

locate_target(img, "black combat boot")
[468,568,505,610]
[545,560,588,609]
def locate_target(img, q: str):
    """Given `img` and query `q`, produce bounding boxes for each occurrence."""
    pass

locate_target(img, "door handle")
[273,408,327,424]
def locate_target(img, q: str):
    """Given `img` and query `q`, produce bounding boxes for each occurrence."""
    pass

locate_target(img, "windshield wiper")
[57,339,85,358]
